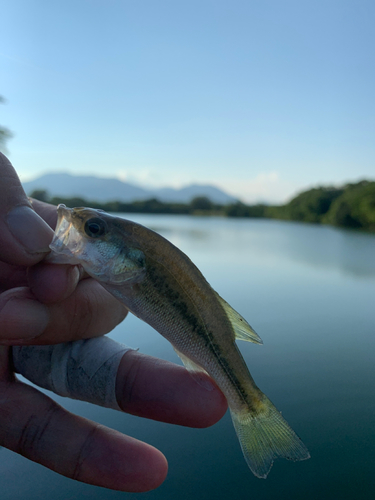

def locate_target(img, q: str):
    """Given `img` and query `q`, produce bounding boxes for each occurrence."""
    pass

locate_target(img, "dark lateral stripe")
[146,263,252,407]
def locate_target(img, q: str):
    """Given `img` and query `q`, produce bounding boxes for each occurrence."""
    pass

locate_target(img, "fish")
[48,204,310,478]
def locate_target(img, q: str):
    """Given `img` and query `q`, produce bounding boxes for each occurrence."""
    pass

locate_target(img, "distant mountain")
[22,173,236,204]
[151,184,235,203]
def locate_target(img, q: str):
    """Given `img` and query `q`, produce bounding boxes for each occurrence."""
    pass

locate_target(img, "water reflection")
[124,215,375,279]
[1,215,375,500]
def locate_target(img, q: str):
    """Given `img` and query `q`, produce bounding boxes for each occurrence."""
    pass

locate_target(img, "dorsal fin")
[215,292,263,345]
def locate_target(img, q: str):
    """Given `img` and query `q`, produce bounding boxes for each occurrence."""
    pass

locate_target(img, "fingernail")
[65,265,81,295]
[0,296,50,341]
[7,205,53,254]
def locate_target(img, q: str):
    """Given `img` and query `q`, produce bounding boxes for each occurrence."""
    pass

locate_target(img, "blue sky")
[1,0,375,203]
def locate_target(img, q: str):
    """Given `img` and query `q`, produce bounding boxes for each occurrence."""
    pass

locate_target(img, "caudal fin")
[230,396,310,478]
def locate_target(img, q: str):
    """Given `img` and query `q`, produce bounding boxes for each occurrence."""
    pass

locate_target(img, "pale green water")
[1,216,375,499]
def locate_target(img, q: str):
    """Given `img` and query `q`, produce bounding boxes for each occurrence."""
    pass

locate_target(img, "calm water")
[2,216,375,499]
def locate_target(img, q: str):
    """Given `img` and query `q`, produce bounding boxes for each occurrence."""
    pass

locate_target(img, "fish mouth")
[46,204,82,264]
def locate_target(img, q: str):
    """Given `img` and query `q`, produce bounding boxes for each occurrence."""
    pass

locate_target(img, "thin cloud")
[214,171,301,204]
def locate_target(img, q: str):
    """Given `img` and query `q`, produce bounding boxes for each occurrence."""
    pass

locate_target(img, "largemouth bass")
[49,205,310,478]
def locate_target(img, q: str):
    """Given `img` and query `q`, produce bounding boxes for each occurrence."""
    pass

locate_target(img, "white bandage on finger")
[12,337,134,410]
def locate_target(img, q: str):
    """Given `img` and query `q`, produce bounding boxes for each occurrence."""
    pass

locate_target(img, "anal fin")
[173,347,214,391]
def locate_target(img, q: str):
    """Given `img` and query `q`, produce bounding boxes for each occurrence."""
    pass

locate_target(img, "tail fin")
[230,395,310,478]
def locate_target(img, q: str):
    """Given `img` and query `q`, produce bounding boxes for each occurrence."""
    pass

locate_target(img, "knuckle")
[69,288,96,339]
[72,424,100,482]
[16,402,60,461]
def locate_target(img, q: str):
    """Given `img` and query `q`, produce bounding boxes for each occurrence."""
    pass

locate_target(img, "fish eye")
[84,217,107,238]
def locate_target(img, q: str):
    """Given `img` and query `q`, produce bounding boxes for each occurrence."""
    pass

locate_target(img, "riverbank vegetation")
[30,179,375,232]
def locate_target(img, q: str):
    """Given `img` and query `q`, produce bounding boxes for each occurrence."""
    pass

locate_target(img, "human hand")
[0,153,227,491]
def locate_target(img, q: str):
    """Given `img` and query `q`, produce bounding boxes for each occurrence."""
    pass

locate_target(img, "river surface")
[2,215,375,499]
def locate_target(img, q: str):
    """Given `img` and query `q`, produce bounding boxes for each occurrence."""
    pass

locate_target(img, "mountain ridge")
[22,172,236,204]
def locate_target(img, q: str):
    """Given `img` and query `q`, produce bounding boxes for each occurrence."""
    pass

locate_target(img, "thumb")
[0,153,53,266]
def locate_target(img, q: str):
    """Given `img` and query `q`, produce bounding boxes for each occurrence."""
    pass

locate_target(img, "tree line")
[3,94,373,232]
[30,179,375,232]
[2,95,374,232]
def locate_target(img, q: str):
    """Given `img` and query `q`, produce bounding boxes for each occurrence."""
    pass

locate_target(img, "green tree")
[0,96,13,154]
[189,196,213,211]
[323,181,375,231]
[283,186,343,223]
[29,189,50,203]
[225,201,268,218]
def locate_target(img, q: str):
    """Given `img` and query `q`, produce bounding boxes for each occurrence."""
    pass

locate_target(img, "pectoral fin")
[173,347,215,391]
[215,292,263,345]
